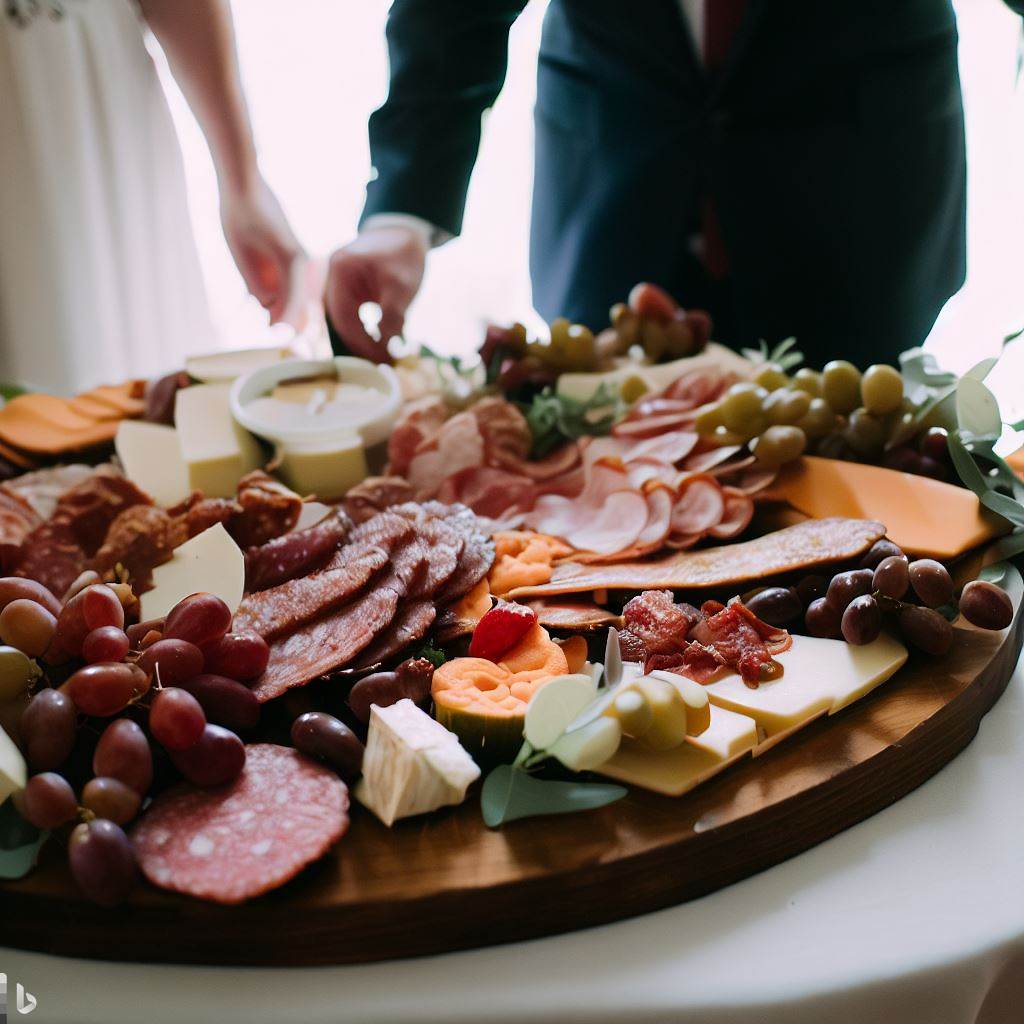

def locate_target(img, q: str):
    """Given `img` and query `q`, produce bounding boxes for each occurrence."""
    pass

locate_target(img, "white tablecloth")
[3,659,1023,1024]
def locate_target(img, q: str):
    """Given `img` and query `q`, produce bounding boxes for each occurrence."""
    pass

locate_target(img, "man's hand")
[324,225,428,363]
[221,178,307,329]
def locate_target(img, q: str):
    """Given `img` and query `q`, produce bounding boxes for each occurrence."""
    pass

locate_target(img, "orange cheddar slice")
[1008,445,1024,482]
[772,456,1006,560]
[0,395,119,454]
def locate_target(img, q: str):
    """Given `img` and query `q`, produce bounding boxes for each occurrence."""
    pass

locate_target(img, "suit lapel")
[707,0,768,99]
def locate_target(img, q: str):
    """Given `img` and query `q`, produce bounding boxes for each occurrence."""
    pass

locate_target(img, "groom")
[325,0,998,367]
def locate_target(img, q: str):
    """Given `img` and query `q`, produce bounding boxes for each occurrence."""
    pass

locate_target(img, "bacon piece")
[233,543,388,641]
[341,476,414,524]
[646,642,724,684]
[354,600,436,670]
[253,579,402,702]
[622,590,702,657]
[244,511,351,592]
[229,471,302,549]
[688,600,792,686]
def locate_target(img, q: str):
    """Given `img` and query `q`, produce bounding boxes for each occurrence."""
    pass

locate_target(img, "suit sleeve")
[360,0,530,238]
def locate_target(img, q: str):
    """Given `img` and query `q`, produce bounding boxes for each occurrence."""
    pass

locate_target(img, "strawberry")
[468,600,537,662]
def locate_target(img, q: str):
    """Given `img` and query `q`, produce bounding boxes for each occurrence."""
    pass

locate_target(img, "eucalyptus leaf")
[996,531,1024,560]
[481,764,627,827]
[979,489,1024,527]
[980,561,1012,586]
[956,377,1003,440]
[964,357,999,382]
[0,798,48,880]
[948,432,994,496]
[1009,417,1024,432]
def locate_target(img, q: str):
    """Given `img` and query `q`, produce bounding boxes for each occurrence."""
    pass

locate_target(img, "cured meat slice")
[709,487,754,540]
[390,503,463,597]
[469,396,532,468]
[345,509,414,554]
[91,505,185,589]
[354,599,436,669]
[683,445,744,474]
[386,395,448,477]
[253,579,402,702]
[405,411,485,498]
[341,476,414,524]
[181,497,238,538]
[686,600,793,685]
[424,502,496,604]
[50,468,152,555]
[2,465,92,520]
[527,600,623,631]
[508,517,887,598]
[12,519,84,598]
[229,471,303,549]
[622,590,701,656]
[670,477,726,536]
[434,466,538,521]
[132,744,348,904]
[233,543,389,640]
[0,488,41,572]
[244,511,351,592]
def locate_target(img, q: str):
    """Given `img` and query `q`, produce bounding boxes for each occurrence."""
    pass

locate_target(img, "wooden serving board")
[2,568,1022,967]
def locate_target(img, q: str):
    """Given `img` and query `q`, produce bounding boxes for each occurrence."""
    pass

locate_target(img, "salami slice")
[424,502,496,605]
[341,476,414,524]
[132,744,349,904]
[244,511,351,592]
[354,599,436,670]
[253,580,402,702]
[390,504,463,597]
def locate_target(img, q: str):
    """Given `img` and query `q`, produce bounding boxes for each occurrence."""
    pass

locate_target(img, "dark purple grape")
[805,598,843,639]
[348,658,435,725]
[81,777,142,825]
[859,539,905,570]
[873,555,910,600]
[917,455,948,481]
[744,587,802,628]
[882,447,922,475]
[908,559,954,609]
[898,605,953,655]
[959,580,1013,631]
[794,574,829,607]
[170,724,245,787]
[178,674,259,733]
[21,772,78,829]
[841,595,882,645]
[149,687,206,751]
[918,426,950,462]
[826,569,874,612]
[68,819,136,905]
[93,718,153,795]
[21,688,77,770]
[291,712,364,782]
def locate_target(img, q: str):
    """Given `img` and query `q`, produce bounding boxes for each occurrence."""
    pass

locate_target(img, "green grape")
[845,407,886,457]
[822,360,862,414]
[753,362,789,392]
[720,382,769,435]
[763,388,811,426]
[750,425,807,468]
[795,397,836,439]
[792,368,823,397]
[860,364,904,415]
[694,402,724,434]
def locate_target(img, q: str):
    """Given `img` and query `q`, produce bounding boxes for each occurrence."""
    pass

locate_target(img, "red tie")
[701,0,748,278]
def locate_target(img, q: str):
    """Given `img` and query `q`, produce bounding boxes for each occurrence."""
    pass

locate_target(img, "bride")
[0,0,304,393]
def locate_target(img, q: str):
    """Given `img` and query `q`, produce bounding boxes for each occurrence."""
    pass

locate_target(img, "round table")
[3,660,1023,1024]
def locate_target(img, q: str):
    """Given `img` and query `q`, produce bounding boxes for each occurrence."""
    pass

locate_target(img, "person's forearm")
[139,0,257,194]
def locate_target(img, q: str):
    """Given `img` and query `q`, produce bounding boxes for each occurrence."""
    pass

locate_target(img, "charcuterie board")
[1,563,1019,966]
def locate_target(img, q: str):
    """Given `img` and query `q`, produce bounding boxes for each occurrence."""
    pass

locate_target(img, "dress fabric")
[0,0,213,394]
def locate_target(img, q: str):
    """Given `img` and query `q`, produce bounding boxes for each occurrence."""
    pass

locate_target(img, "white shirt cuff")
[361,213,451,249]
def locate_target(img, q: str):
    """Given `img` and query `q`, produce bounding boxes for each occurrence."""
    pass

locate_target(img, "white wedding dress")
[0,0,214,394]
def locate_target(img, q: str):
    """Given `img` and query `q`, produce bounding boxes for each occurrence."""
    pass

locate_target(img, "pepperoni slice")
[132,744,348,904]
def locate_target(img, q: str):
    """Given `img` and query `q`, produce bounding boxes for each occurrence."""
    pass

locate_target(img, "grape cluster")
[744,539,1013,654]
[695,358,953,477]
[3,577,270,905]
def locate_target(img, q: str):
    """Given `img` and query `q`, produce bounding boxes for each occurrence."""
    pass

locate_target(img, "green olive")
[753,362,790,392]
[764,388,812,426]
[796,397,837,439]
[822,360,862,414]
[751,425,807,468]
[845,407,886,456]
[792,368,823,397]
[860,364,904,415]
[620,374,649,404]
[694,402,725,434]
[720,382,769,436]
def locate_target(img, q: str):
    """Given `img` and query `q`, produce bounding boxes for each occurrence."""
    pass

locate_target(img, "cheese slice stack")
[1,723,27,805]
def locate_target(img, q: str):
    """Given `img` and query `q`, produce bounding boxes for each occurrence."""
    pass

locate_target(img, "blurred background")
[159,0,1023,389]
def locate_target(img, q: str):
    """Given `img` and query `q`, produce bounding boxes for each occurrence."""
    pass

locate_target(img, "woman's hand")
[220,179,307,329]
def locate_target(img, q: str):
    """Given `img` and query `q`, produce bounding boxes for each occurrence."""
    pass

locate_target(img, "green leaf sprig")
[520,382,625,459]
[740,337,803,372]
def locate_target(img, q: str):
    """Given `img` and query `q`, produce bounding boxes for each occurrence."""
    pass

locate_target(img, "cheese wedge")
[598,704,757,796]
[770,455,1005,559]
[703,633,908,755]
[141,523,245,621]
[185,346,291,383]
[115,421,191,508]
[174,383,263,498]
[355,699,480,826]
[275,435,368,499]
[1,723,27,805]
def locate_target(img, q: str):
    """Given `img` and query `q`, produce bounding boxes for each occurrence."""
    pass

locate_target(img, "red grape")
[201,632,269,682]
[291,712,363,782]
[81,626,130,664]
[22,772,78,829]
[21,688,77,770]
[628,282,676,323]
[68,819,136,905]
[0,599,57,657]
[81,777,142,825]
[170,724,245,787]
[805,597,842,639]
[61,570,101,604]
[63,662,149,717]
[163,593,231,648]
[149,687,206,751]
[0,576,62,617]
[93,718,153,794]
[137,638,203,688]
[178,674,259,732]
[53,585,125,657]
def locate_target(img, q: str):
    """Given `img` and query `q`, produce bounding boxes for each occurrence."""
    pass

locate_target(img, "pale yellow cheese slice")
[141,523,245,621]
[275,435,368,500]
[185,346,291,383]
[174,383,263,498]
[598,704,757,796]
[1,723,27,804]
[114,421,190,508]
[771,455,1005,560]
